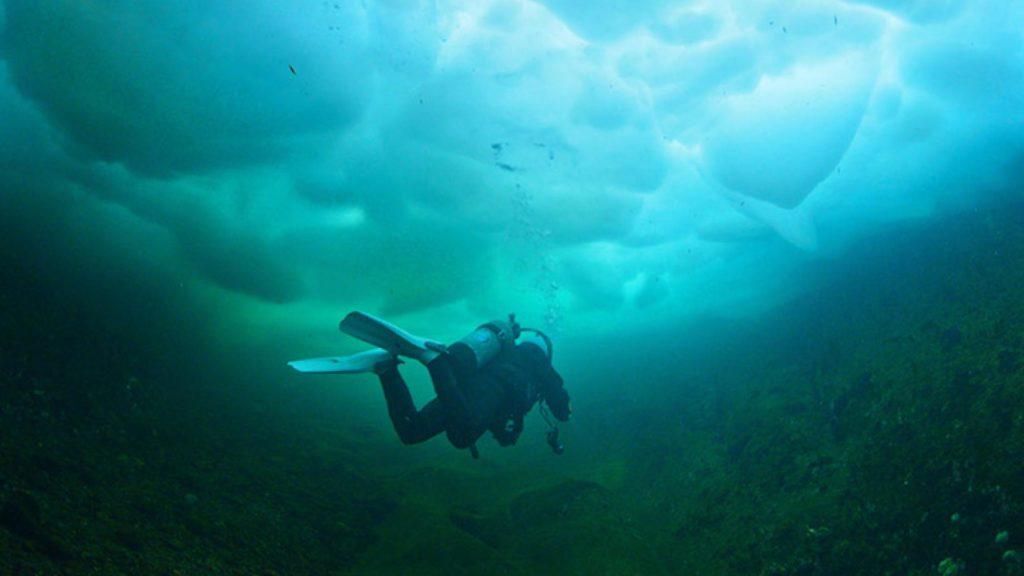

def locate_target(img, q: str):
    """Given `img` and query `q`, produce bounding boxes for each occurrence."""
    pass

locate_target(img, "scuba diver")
[288,312,571,458]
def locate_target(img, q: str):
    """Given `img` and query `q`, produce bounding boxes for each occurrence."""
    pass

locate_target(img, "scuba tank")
[448,314,564,457]
[446,313,555,374]
[446,314,522,375]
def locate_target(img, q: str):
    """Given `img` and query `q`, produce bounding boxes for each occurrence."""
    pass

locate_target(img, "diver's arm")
[490,413,524,446]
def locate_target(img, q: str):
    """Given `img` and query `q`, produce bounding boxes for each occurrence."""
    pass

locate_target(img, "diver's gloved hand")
[372,355,404,375]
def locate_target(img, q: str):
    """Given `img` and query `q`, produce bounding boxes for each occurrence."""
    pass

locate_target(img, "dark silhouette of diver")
[375,333,570,457]
[289,312,571,457]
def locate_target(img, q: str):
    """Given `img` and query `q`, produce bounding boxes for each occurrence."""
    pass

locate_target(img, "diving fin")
[340,311,444,363]
[287,348,393,375]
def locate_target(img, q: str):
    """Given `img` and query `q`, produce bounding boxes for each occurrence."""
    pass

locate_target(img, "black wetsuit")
[378,343,559,450]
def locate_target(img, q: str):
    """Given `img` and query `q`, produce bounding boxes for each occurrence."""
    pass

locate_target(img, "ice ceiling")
[1,0,1021,337]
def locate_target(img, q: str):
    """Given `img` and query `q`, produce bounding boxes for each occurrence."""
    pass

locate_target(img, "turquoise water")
[2,2,1023,574]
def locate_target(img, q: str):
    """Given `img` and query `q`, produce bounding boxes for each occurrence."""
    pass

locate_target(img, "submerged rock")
[448,508,505,549]
[1004,551,1023,576]
[937,557,963,576]
[508,480,665,575]
[509,480,611,528]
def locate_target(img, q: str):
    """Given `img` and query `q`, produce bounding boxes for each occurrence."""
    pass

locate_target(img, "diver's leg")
[379,367,445,444]
[425,356,480,449]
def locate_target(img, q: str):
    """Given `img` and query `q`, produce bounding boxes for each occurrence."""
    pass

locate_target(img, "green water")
[3,192,1023,574]
[3,1,1024,574]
